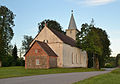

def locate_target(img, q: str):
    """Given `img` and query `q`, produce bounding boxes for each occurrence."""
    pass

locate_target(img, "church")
[25,12,88,69]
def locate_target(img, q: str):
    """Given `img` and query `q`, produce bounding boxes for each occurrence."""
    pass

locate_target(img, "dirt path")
[0,68,116,84]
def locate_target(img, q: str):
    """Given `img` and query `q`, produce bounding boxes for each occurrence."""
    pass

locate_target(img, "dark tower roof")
[68,10,77,29]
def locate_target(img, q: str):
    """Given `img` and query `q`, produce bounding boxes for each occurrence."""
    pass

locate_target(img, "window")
[43,40,48,43]
[36,59,40,65]
[76,54,78,64]
[80,54,82,64]
[72,53,74,64]
[35,49,38,53]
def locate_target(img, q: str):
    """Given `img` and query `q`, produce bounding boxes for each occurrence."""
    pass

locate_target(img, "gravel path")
[0,68,115,84]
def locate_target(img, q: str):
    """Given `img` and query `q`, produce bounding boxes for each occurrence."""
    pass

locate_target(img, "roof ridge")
[49,28,76,47]
[36,40,57,56]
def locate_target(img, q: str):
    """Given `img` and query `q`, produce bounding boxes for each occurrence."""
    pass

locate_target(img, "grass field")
[0,66,101,79]
[74,68,120,84]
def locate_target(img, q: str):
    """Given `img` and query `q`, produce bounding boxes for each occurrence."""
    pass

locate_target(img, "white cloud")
[68,0,116,6]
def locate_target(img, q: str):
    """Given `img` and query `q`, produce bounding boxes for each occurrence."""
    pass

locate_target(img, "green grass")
[0,66,101,79]
[74,68,120,84]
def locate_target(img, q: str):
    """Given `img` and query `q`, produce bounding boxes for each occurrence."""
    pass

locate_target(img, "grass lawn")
[74,68,120,84]
[0,66,101,79]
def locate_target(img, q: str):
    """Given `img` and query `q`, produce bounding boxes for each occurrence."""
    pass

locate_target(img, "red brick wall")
[25,42,49,69]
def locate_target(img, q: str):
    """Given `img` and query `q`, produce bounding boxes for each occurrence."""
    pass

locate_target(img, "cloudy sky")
[1,0,120,56]
[71,0,116,6]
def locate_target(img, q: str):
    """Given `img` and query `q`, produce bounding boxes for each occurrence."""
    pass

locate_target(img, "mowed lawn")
[74,68,120,84]
[0,66,101,79]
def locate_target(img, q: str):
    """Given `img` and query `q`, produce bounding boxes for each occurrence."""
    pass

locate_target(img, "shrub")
[2,54,14,67]
[16,58,25,66]
[105,63,113,68]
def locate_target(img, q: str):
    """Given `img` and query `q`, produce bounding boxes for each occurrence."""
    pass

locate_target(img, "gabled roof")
[36,41,57,56]
[30,25,76,47]
[25,40,57,56]
[49,28,76,47]
[68,12,77,29]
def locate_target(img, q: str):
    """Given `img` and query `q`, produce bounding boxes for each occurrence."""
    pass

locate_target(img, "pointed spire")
[68,10,77,29]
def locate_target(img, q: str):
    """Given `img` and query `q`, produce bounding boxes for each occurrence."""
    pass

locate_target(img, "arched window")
[80,54,82,64]
[76,54,78,64]
[72,53,74,64]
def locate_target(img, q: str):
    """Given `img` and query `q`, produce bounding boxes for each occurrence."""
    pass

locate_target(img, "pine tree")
[12,45,18,61]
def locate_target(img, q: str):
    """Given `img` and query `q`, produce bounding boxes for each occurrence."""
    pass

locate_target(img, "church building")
[25,12,88,69]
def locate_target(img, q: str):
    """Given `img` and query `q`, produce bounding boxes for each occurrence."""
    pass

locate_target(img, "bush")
[16,58,25,66]
[105,63,113,68]
[1,54,25,67]
[2,54,14,67]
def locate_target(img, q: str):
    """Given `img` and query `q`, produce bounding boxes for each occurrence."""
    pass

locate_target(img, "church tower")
[66,10,78,40]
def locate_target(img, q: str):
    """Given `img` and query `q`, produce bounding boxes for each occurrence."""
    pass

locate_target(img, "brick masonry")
[25,41,57,69]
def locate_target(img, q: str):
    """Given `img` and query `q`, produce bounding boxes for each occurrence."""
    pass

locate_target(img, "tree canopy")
[22,35,33,52]
[0,6,15,61]
[76,20,111,69]
[116,54,120,67]
[38,19,65,34]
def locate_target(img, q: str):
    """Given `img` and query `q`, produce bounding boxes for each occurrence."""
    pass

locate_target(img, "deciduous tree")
[38,19,65,34]
[22,35,33,52]
[76,20,111,69]
[116,54,120,67]
[0,6,15,65]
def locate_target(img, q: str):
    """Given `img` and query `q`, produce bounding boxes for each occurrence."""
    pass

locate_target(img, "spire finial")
[68,10,77,29]
[71,10,73,14]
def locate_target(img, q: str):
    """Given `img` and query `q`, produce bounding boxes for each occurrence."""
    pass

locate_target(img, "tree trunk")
[93,54,100,69]
[0,61,1,67]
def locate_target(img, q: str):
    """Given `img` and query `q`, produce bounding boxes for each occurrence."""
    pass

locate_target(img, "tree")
[94,28,111,68]
[12,45,18,60]
[22,35,33,52]
[76,20,111,69]
[76,24,102,69]
[38,19,65,34]
[116,54,120,67]
[0,6,15,65]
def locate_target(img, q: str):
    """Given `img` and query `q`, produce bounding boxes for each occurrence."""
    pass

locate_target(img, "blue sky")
[1,0,120,56]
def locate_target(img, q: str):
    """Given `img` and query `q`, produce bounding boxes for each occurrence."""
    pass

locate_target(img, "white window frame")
[36,59,40,65]
[35,49,38,53]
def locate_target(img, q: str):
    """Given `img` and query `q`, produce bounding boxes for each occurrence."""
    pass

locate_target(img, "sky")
[0,0,120,56]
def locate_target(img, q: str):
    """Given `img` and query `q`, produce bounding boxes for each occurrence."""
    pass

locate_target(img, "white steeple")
[68,10,77,29]
[66,10,78,40]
